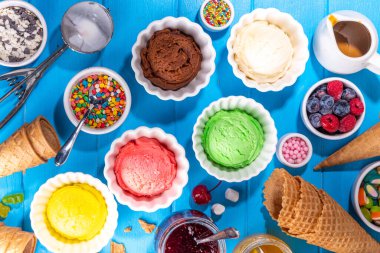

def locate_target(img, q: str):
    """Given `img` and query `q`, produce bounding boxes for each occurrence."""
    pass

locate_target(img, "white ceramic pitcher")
[313,10,380,74]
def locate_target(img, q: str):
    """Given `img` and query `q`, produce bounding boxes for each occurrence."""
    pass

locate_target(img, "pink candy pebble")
[296,158,303,164]
[288,159,295,164]
[303,147,309,152]
[302,154,306,159]
[294,150,299,155]
[284,154,290,159]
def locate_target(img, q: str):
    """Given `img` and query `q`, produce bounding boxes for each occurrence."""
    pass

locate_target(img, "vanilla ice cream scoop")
[233,20,293,84]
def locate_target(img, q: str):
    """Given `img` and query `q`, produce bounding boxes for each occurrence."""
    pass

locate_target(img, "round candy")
[70,74,126,129]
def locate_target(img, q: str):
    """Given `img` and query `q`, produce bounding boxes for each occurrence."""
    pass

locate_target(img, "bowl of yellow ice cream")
[30,173,118,253]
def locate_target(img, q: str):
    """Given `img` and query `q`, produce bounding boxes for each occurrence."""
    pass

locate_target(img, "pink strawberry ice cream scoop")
[114,137,177,197]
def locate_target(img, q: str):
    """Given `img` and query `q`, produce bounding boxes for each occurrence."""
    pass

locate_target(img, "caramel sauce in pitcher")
[329,15,372,57]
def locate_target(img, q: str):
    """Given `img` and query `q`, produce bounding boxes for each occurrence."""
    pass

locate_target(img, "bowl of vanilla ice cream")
[227,8,309,92]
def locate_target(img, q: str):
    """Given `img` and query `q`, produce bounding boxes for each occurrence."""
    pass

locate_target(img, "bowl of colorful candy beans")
[63,67,131,135]
[352,161,380,232]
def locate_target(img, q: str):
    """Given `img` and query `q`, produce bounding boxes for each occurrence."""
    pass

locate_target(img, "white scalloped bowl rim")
[227,8,309,92]
[104,126,189,212]
[131,16,216,101]
[192,96,278,182]
[0,1,48,67]
[30,172,118,253]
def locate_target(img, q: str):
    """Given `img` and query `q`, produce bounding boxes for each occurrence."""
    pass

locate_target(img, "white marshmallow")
[212,203,225,216]
[225,188,239,203]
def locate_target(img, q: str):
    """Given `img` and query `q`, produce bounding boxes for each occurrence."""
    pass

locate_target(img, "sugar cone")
[287,177,322,235]
[0,226,20,253]
[263,169,300,229]
[5,231,36,253]
[25,116,60,160]
[315,122,380,170]
[300,190,380,253]
[0,126,44,177]
[0,225,35,253]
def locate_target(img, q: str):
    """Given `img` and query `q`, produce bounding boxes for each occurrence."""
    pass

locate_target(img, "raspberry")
[349,98,364,116]
[339,114,357,133]
[321,114,339,133]
[327,80,343,101]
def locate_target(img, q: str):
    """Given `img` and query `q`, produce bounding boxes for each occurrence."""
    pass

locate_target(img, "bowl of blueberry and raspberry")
[301,77,365,140]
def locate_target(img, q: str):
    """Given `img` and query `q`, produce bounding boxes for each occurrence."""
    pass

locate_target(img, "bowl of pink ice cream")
[104,127,189,212]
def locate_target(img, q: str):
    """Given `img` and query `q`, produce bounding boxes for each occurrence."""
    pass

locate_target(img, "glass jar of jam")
[155,210,226,253]
[233,234,292,253]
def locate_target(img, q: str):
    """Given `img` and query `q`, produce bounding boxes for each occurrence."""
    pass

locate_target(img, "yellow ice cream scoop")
[46,183,107,241]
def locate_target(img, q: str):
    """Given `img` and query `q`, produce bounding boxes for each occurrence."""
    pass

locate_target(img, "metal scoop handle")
[195,227,239,245]
[0,44,68,103]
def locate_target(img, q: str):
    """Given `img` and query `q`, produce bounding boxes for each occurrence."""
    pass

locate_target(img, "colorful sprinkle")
[70,74,126,129]
[202,0,231,27]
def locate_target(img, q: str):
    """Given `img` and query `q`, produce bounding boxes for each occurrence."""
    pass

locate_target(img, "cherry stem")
[208,181,222,193]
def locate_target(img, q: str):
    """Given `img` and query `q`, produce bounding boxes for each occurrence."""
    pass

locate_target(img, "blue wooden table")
[1,0,380,252]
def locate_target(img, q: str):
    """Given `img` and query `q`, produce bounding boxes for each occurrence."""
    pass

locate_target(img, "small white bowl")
[227,8,309,92]
[276,133,313,168]
[199,0,235,32]
[63,67,131,135]
[351,161,380,233]
[301,77,366,140]
[192,96,277,182]
[0,1,47,67]
[131,16,216,101]
[104,127,189,212]
[30,172,118,253]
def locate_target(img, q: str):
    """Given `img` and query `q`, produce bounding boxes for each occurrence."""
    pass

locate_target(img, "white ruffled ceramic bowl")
[63,67,132,135]
[131,16,216,101]
[227,8,309,92]
[30,172,118,253]
[301,77,365,140]
[104,126,189,212]
[351,161,380,233]
[0,0,47,67]
[192,96,277,182]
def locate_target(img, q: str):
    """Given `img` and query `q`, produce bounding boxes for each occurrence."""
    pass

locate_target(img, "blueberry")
[332,99,350,117]
[312,84,327,99]
[319,95,334,115]
[341,88,357,101]
[309,113,322,128]
[306,97,320,114]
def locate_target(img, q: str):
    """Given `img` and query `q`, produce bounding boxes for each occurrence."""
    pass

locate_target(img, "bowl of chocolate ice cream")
[132,17,216,101]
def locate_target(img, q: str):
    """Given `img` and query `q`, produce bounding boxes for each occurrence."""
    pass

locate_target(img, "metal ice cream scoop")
[0,1,114,129]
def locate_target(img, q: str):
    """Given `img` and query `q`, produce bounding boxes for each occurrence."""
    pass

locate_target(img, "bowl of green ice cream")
[193,96,277,182]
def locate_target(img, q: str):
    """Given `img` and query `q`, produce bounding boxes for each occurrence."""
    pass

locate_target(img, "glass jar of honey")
[233,234,292,253]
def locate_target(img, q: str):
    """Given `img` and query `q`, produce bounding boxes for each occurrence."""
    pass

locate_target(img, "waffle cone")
[263,169,300,229]
[263,169,380,253]
[300,190,380,253]
[287,177,322,235]
[0,125,44,177]
[315,122,380,170]
[25,116,60,160]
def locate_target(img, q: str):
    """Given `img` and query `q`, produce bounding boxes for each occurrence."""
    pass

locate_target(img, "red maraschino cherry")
[192,181,222,205]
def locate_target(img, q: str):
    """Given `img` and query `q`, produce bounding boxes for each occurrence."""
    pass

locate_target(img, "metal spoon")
[55,86,107,166]
[195,227,239,245]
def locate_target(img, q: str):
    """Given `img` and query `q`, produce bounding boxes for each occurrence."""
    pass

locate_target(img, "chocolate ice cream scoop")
[140,29,202,91]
